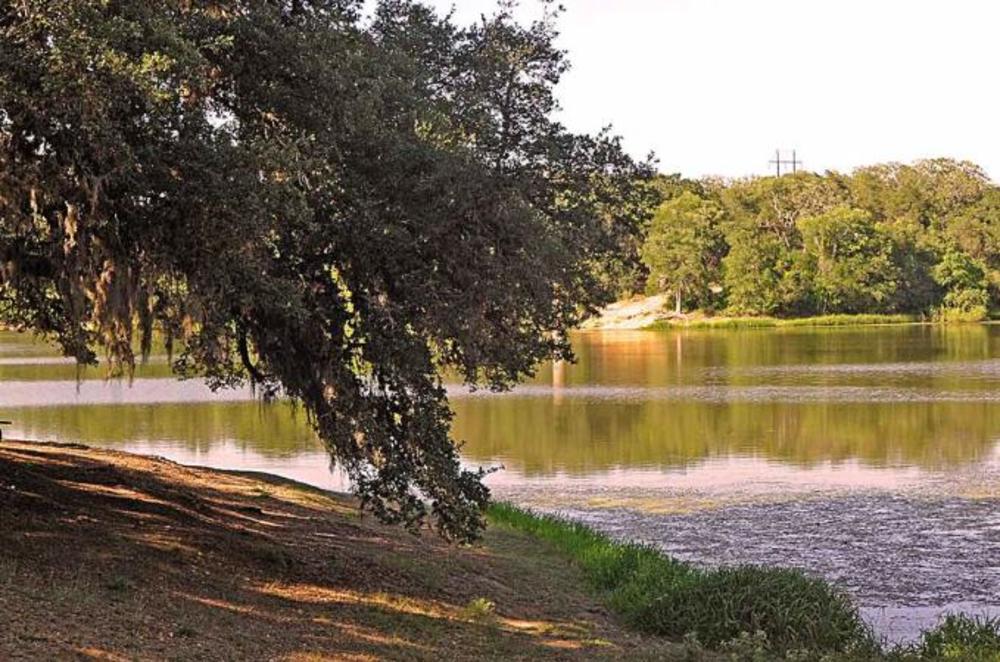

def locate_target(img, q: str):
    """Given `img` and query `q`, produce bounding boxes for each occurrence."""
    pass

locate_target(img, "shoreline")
[582,295,998,331]
[644,313,925,331]
[0,439,689,660]
[3,440,999,659]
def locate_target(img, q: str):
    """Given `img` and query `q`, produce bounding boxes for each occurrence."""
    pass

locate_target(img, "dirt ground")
[580,294,673,330]
[0,440,687,661]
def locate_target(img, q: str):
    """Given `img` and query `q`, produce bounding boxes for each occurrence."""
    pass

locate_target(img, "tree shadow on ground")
[0,441,675,660]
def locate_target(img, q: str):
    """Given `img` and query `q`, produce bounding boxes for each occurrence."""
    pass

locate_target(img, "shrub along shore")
[643,313,923,331]
[489,503,1000,660]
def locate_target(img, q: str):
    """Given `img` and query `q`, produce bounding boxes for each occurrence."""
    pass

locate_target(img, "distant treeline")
[637,159,1000,320]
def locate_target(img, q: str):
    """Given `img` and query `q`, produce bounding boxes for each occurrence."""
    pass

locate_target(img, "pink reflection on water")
[0,379,255,407]
[480,455,929,493]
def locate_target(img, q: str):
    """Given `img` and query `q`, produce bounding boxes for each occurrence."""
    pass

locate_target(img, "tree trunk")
[675,288,682,315]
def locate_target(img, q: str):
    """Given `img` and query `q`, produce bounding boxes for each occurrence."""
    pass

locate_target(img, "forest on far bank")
[636,158,1000,321]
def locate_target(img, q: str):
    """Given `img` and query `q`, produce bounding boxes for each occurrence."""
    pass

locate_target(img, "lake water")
[3,325,1000,642]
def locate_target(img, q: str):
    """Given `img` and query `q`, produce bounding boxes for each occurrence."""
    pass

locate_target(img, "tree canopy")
[641,159,1000,321]
[640,191,723,313]
[0,0,656,540]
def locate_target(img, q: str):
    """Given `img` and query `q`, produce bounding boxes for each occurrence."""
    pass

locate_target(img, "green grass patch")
[886,614,1000,661]
[646,313,922,331]
[461,597,498,624]
[488,504,1000,659]
[487,503,876,657]
[934,307,991,323]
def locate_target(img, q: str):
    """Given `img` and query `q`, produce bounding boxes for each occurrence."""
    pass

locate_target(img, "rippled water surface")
[4,325,1000,642]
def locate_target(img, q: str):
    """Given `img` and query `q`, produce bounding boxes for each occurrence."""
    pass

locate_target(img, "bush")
[891,614,1000,660]
[487,503,875,656]
[935,305,989,323]
[645,313,919,330]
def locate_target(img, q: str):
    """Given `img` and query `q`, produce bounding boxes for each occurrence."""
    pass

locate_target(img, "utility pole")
[769,149,802,176]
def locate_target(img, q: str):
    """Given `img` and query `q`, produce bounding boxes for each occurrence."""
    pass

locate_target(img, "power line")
[769,149,801,176]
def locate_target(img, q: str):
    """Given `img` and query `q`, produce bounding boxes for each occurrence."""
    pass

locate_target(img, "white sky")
[426,0,1000,180]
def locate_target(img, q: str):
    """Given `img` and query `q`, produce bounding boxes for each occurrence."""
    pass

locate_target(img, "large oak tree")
[0,0,656,540]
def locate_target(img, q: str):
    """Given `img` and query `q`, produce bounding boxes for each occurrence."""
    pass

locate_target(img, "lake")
[3,325,1000,642]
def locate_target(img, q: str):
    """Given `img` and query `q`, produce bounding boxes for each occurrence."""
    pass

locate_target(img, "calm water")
[4,326,1000,641]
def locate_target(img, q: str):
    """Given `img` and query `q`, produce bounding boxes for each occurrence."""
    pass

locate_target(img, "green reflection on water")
[3,326,1000,477]
[451,398,1000,475]
[9,401,318,455]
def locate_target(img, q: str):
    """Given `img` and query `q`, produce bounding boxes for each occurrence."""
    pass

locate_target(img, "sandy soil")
[581,295,673,330]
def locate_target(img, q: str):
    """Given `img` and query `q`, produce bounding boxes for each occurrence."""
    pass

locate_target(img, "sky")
[423,0,1000,180]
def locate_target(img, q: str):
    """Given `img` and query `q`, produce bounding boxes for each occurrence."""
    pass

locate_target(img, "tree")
[714,163,999,317]
[640,191,724,313]
[0,0,656,540]
[932,249,990,320]
[718,173,849,315]
[797,207,899,314]
[874,214,939,314]
[849,159,989,229]
[944,189,1000,268]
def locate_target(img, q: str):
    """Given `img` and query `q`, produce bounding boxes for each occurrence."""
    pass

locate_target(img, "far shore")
[581,294,998,331]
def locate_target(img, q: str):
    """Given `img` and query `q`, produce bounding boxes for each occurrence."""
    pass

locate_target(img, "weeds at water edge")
[486,502,876,657]
[645,314,920,331]
[884,614,1000,661]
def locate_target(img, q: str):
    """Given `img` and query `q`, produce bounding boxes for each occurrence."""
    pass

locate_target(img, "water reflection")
[4,326,1000,640]
[4,327,1000,475]
[453,398,1000,474]
[9,401,313,452]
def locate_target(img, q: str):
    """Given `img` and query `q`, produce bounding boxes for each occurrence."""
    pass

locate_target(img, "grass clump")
[461,597,498,624]
[887,614,1000,661]
[103,575,132,592]
[487,503,874,657]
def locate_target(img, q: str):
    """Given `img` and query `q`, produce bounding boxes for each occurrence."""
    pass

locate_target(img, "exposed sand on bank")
[581,294,673,330]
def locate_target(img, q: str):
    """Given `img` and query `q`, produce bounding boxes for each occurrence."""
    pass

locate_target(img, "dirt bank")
[0,441,684,661]
[581,294,673,330]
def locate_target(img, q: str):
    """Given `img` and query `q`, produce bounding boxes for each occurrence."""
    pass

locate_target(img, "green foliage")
[943,189,1000,268]
[933,249,990,320]
[849,159,990,230]
[720,226,786,315]
[888,614,1000,661]
[651,173,708,202]
[797,207,898,313]
[0,1,656,540]
[461,597,497,624]
[640,160,1000,320]
[934,249,988,292]
[645,313,918,330]
[641,191,724,311]
[487,503,875,656]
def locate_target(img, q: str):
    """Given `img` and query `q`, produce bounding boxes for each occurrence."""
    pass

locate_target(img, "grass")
[462,597,498,624]
[884,615,1000,661]
[645,313,922,331]
[487,502,876,657]
[934,306,991,323]
[489,504,1000,660]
